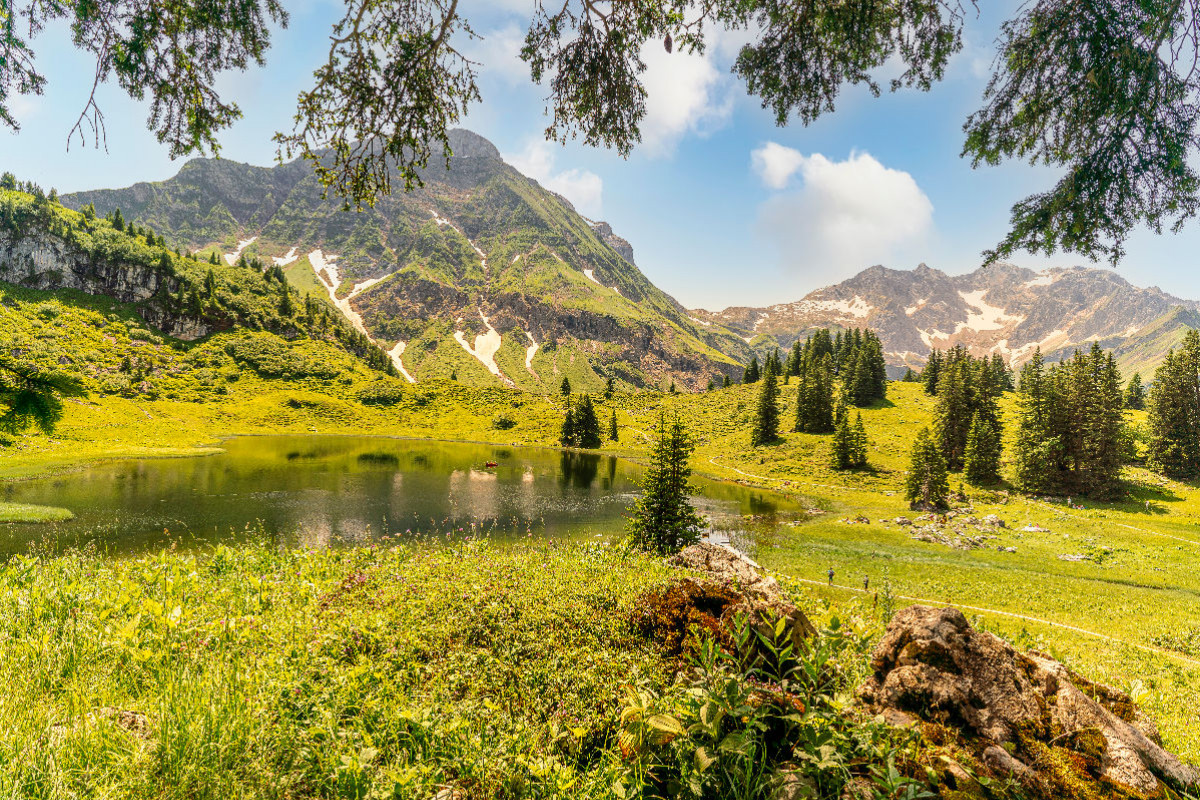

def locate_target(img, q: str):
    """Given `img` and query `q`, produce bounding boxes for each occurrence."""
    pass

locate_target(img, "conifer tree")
[1012,349,1059,492]
[722,374,731,388]
[573,394,602,447]
[559,400,576,446]
[626,413,705,555]
[1124,373,1145,410]
[963,411,1001,484]
[278,286,295,317]
[609,409,619,442]
[901,367,918,382]
[706,377,715,391]
[1147,347,1200,477]
[905,427,949,509]
[922,349,944,395]
[743,357,761,384]
[830,412,854,470]
[560,376,572,396]
[850,412,869,468]
[794,352,834,433]
[933,352,972,470]
[111,208,124,231]
[604,375,615,398]
[750,357,780,446]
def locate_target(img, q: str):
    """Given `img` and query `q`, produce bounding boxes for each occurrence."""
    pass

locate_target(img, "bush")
[491,412,517,430]
[357,380,406,406]
[224,335,343,379]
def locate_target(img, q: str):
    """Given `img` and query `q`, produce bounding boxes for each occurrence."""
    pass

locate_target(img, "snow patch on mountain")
[955,289,1024,333]
[272,247,299,268]
[224,237,257,266]
[454,312,512,385]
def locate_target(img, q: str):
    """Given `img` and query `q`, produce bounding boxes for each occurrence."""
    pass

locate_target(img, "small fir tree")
[604,375,615,398]
[722,374,731,388]
[963,411,1001,484]
[905,427,949,509]
[626,413,706,555]
[750,358,780,446]
[609,409,619,442]
[1124,373,1145,410]
[573,394,602,447]
[743,357,760,383]
[851,413,869,468]
[560,376,572,396]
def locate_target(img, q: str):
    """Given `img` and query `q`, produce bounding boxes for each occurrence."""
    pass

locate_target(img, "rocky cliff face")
[693,262,1200,375]
[0,228,211,340]
[65,129,748,390]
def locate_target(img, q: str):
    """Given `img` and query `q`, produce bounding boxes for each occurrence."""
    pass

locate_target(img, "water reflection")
[0,436,804,556]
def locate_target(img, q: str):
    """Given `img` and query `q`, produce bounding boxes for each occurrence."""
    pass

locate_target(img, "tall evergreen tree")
[604,375,616,398]
[963,411,1001,485]
[905,427,949,509]
[750,357,780,446]
[560,376,572,396]
[626,413,705,555]
[573,394,602,448]
[743,357,761,384]
[830,412,855,470]
[794,352,834,433]
[1124,373,1146,410]
[922,349,944,395]
[609,409,619,442]
[933,351,973,470]
[850,412,869,468]
[1147,346,1200,477]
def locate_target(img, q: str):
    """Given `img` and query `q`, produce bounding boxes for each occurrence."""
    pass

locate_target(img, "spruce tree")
[560,400,576,446]
[750,358,780,446]
[573,394,602,448]
[1012,349,1059,493]
[706,377,715,391]
[794,352,834,433]
[901,367,918,382]
[830,413,854,470]
[111,208,125,231]
[560,376,572,396]
[1124,373,1145,410]
[743,357,760,384]
[905,427,949,509]
[922,349,943,395]
[604,375,615,398]
[722,374,731,388]
[850,412,869,468]
[933,352,972,470]
[626,413,705,555]
[963,411,1001,485]
[1147,348,1200,477]
[609,409,619,442]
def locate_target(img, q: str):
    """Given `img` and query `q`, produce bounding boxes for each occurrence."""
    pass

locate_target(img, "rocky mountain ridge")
[64,130,748,392]
[693,263,1200,375]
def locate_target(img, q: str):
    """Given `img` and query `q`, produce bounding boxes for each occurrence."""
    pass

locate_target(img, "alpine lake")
[0,436,804,556]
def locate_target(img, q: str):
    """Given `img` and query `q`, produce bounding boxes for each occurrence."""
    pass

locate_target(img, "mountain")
[63,130,749,391]
[692,263,1200,376]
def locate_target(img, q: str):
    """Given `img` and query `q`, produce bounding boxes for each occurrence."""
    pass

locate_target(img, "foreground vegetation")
[1,540,936,799]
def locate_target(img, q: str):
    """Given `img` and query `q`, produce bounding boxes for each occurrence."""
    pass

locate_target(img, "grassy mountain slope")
[65,130,751,391]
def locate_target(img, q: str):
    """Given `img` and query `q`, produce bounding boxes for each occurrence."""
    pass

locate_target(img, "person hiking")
[863,575,869,591]
[827,566,834,585]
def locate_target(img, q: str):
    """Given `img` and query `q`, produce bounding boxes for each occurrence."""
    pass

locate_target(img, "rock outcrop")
[858,605,1199,797]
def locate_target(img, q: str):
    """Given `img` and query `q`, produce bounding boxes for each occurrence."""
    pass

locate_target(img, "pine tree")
[830,413,854,470]
[278,286,295,317]
[559,400,576,446]
[963,411,1001,484]
[901,367,918,382]
[722,374,731,388]
[609,409,619,442]
[905,427,949,509]
[560,376,572,396]
[794,352,834,433]
[1124,373,1145,410]
[933,352,972,470]
[111,208,124,231]
[204,269,218,297]
[743,357,760,384]
[573,394,602,447]
[750,358,780,446]
[922,349,943,395]
[1012,349,1059,493]
[626,413,706,555]
[850,412,869,468]
[604,375,615,398]
[1147,347,1200,477]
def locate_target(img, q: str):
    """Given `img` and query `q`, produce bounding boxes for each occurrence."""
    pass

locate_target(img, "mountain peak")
[441,129,501,160]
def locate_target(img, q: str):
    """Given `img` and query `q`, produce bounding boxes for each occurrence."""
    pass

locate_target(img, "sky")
[5,0,1200,310]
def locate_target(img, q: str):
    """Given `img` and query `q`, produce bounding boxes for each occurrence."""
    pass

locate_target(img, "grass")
[5,322,1200,768]
[0,501,74,523]
[0,540,677,798]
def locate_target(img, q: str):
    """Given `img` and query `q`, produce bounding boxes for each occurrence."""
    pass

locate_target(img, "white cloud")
[506,139,604,218]
[471,23,528,84]
[751,143,934,277]
[639,43,733,156]
[751,141,808,189]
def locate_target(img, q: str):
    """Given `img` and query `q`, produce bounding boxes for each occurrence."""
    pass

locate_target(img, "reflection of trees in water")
[559,451,603,490]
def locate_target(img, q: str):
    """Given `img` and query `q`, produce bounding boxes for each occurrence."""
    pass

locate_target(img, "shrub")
[357,380,406,406]
[491,412,517,430]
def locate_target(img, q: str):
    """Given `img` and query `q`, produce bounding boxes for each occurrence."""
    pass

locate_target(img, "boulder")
[667,541,781,599]
[858,606,1198,796]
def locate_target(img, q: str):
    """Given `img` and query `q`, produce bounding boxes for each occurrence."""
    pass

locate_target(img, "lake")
[0,436,802,556]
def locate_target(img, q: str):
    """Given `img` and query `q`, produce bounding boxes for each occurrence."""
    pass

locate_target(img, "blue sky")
[5,0,1199,309]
